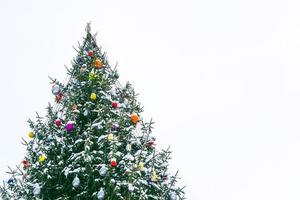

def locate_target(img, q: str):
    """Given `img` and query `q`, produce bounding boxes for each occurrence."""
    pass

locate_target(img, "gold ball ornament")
[28,131,35,139]
[38,155,46,163]
[138,162,144,171]
[131,113,139,123]
[107,133,114,141]
[72,104,78,111]
[90,93,97,101]
[151,171,160,182]
[94,59,103,69]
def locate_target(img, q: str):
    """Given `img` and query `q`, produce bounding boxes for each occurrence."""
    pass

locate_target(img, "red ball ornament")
[88,50,94,57]
[111,101,118,108]
[110,159,117,167]
[55,119,62,126]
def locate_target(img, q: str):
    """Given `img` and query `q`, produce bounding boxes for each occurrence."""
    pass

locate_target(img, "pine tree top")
[0,24,185,200]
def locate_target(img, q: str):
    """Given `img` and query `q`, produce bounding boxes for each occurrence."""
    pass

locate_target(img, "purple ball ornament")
[162,175,168,181]
[65,121,75,133]
[111,123,119,131]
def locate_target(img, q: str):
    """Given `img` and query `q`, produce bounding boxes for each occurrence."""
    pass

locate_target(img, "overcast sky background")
[1,0,300,199]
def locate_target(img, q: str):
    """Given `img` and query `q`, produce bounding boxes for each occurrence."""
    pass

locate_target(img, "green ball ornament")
[89,72,97,81]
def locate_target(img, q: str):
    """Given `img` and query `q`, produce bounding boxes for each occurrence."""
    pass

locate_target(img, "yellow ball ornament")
[94,59,103,69]
[90,93,97,101]
[138,162,144,171]
[28,131,35,139]
[107,133,114,141]
[151,171,160,182]
[39,155,46,163]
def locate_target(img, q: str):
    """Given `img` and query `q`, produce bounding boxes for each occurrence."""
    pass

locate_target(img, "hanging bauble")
[94,59,103,69]
[162,175,168,181]
[72,175,80,188]
[113,72,119,79]
[99,165,108,176]
[83,109,89,116]
[7,178,14,187]
[65,121,74,133]
[123,98,129,106]
[138,162,144,171]
[128,183,134,192]
[125,168,131,174]
[111,123,119,131]
[80,64,87,73]
[146,141,156,148]
[38,155,46,163]
[107,133,114,141]
[87,50,94,57]
[90,93,97,101]
[51,84,60,95]
[126,144,132,152]
[169,191,177,200]
[151,171,160,182]
[22,160,30,168]
[111,101,119,108]
[88,71,97,81]
[97,188,105,200]
[55,92,63,102]
[131,113,139,123]
[110,158,117,167]
[77,57,83,64]
[28,131,35,139]
[45,135,53,144]
[71,104,78,111]
[55,119,62,127]
[33,184,41,197]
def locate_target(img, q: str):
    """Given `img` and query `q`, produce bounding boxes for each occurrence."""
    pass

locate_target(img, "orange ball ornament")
[94,59,103,69]
[131,113,139,123]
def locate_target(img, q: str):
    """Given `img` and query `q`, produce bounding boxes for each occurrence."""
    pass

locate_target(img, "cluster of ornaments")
[15,46,180,199]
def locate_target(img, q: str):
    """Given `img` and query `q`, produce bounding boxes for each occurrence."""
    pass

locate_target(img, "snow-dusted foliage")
[0,25,185,200]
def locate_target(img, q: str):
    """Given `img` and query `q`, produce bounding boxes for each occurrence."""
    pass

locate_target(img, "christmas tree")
[0,24,185,200]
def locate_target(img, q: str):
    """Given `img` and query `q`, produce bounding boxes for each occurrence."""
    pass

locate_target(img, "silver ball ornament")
[72,175,80,188]
[97,188,105,200]
[99,165,108,176]
[33,184,41,197]
[83,109,89,116]
[51,84,60,95]
[169,191,177,200]
[128,183,134,192]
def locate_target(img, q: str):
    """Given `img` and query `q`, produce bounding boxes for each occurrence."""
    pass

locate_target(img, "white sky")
[1,0,300,199]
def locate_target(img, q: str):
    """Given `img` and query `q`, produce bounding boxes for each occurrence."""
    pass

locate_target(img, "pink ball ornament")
[65,121,74,133]
[55,119,62,127]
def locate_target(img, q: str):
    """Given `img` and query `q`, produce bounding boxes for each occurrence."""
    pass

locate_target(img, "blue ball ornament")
[45,135,53,144]
[7,178,14,187]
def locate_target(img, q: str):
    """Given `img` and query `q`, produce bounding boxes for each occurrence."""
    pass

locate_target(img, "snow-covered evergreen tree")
[0,24,185,200]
